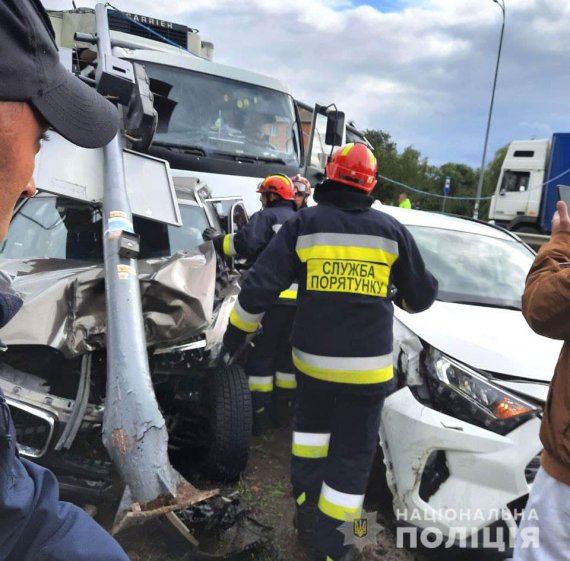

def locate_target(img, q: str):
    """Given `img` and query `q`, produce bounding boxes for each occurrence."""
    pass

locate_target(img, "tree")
[364,128,479,216]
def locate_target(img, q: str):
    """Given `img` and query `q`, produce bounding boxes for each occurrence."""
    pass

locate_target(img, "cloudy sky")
[44,0,570,168]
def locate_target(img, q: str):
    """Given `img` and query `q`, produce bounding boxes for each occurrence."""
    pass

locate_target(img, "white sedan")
[375,203,560,552]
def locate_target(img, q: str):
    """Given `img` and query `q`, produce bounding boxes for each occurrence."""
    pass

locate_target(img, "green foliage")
[365,129,508,219]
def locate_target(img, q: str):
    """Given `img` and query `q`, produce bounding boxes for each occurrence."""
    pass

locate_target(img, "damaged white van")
[375,203,561,550]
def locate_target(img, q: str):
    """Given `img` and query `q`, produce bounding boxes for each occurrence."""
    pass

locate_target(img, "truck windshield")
[143,62,301,167]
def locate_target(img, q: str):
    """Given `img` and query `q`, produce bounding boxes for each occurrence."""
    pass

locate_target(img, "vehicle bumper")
[379,387,541,540]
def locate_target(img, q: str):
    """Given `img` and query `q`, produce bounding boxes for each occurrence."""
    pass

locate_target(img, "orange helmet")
[325,143,378,192]
[256,174,295,201]
[291,174,312,197]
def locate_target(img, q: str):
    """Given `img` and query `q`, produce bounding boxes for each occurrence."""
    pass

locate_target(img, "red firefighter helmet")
[291,174,312,197]
[325,143,378,192]
[256,174,295,201]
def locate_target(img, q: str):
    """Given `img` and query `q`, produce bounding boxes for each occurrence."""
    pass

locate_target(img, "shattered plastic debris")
[177,493,272,559]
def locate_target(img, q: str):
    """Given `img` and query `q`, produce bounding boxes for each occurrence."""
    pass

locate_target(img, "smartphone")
[557,184,570,208]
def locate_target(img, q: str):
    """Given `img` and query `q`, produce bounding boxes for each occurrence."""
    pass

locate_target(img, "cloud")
[43,0,570,167]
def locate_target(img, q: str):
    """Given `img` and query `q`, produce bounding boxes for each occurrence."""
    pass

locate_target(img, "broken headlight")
[424,349,539,435]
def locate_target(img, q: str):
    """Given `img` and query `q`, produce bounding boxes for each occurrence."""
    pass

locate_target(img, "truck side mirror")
[124,63,158,151]
[325,110,345,147]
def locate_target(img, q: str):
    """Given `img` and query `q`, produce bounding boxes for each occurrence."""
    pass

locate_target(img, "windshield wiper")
[212,151,287,165]
[252,155,288,165]
[152,141,207,157]
[449,300,521,311]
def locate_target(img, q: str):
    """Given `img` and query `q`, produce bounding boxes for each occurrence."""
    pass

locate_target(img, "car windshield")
[0,197,210,260]
[407,225,534,310]
[143,62,301,166]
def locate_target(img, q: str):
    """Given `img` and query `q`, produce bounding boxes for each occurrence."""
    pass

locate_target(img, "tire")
[201,363,251,481]
[512,225,540,234]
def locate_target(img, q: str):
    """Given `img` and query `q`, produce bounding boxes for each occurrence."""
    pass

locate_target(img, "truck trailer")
[488,133,570,234]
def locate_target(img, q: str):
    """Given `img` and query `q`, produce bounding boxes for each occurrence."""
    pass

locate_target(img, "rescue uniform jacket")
[228,184,438,395]
[522,230,570,487]
[215,200,297,305]
[216,200,295,261]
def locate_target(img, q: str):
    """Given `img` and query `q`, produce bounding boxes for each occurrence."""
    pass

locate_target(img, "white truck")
[488,133,570,234]
[48,8,345,214]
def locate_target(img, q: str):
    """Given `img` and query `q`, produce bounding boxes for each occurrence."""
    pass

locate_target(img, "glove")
[203,228,227,255]
[202,227,219,242]
[223,323,248,359]
[0,292,23,328]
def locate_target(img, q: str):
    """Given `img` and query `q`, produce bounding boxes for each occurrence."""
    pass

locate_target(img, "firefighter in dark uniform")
[292,174,312,210]
[206,174,297,435]
[222,143,438,560]
[268,174,312,425]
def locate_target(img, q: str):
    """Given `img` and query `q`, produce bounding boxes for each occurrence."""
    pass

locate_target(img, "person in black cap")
[0,1,129,560]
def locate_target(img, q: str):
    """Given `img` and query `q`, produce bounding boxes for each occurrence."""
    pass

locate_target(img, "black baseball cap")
[0,0,120,148]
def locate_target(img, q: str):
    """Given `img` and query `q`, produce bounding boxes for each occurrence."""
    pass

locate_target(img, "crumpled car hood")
[0,244,218,358]
[395,300,562,382]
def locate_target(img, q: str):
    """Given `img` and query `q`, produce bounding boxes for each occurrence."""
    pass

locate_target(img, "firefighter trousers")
[245,305,296,434]
[291,374,388,561]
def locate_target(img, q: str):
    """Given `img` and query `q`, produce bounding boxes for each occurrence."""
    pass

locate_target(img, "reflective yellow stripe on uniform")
[292,432,330,459]
[292,348,393,384]
[318,482,364,522]
[279,283,298,301]
[249,376,273,392]
[296,233,399,263]
[222,233,236,256]
[296,234,398,298]
[275,371,297,389]
[229,300,264,333]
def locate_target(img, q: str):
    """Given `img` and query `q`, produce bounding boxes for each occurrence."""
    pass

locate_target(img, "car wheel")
[201,363,251,481]
[513,225,541,234]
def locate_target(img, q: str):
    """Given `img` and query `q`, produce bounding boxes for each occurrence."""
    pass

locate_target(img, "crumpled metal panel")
[0,244,216,358]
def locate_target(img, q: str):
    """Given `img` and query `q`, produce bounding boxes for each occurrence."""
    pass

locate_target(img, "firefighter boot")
[271,390,295,428]
[252,405,269,436]
[251,392,272,436]
[294,501,319,550]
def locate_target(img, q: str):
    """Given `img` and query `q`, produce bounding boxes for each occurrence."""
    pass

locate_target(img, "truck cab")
[488,139,548,232]
[48,8,345,214]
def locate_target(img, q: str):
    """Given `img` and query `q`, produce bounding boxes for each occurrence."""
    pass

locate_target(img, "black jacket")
[215,201,295,260]
[227,184,438,394]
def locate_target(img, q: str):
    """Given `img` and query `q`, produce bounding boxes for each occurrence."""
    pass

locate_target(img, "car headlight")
[424,348,540,435]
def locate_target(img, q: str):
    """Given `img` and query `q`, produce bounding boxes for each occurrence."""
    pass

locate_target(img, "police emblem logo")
[338,510,382,549]
[353,518,367,538]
